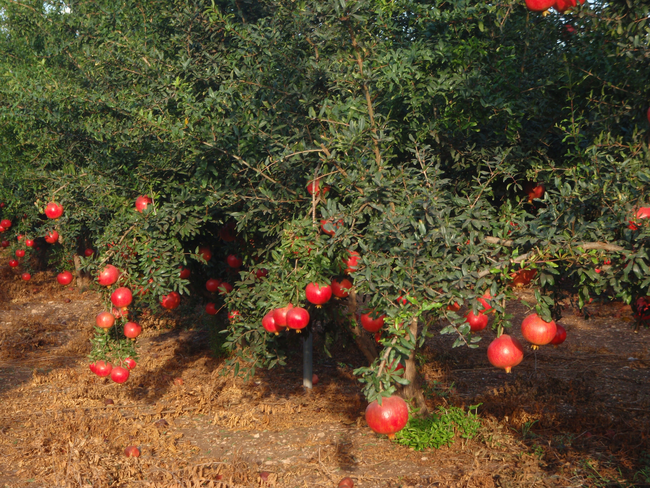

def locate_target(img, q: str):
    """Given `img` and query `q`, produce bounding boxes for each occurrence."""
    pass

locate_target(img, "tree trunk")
[73,255,91,291]
[346,289,378,364]
[397,316,429,416]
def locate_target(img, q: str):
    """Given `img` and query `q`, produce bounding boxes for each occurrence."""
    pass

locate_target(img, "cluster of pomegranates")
[525,0,585,13]
[487,312,566,373]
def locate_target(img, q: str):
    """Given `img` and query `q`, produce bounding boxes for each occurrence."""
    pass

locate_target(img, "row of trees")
[0,0,649,404]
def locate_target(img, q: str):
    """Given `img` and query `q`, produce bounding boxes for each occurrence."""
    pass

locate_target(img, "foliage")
[393,404,481,450]
[0,0,649,401]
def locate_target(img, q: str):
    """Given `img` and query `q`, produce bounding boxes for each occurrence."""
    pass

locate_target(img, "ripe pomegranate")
[25,239,34,247]
[218,282,233,294]
[112,306,128,319]
[637,207,650,221]
[96,311,116,329]
[111,366,130,384]
[15,249,25,258]
[161,291,181,309]
[179,266,191,279]
[135,195,152,212]
[343,250,360,274]
[57,271,73,285]
[337,477,354,488]
[286,307,310,331]
[124,446,140,457]
[256,268,268,279]
[226,254,243,268]
[84,248,93,257]
[331,278,352,298]
[206,278,221,292]
[465,311,488,332]
[273,304,294,328]
[9,259,19,267]
[98,265,119,286]
[262,311,283,334]
[447,301,461,312]
[123,322,142,339]
[359,311,385,332]
[487,334,524,373]
[0,219,11,228]
[198,246,212,261]
[123,358,137,370]
[320,219,343,236]
[306,179,330,197]
[550,324,567,346]
[111,287,133,308]
[521,313,557,347]
[1,240,9,248]
[305,283,332,307]
[477,291,493,313]
[21,272,31,281]
[525,0,555,10]
[45,202,64,219]
[93,360,113,377]
[228,310,241,321]
[365,395,409,439]
[312,373,319,385]
[205,302,218,315]
[510,269,537,287]
[44,230,59,244]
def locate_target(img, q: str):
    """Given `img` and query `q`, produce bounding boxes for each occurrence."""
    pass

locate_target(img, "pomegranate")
[205,302,218,315]
[57,271,73,285]
[228,310,241,321]
[1,240,9,248]
[226,254,243,268]
[320,219,343,236]
[96,311,116,329]
[84,248,93,257]
[331,278,352,298]
[25,239,34,247]
[510,269,537,287]
[135,195,152,212]
[9,259,19,267]
[15,249,25,258]
[521,313,557,347]
[312,373,319,385]
[98,265,119,286]
[262,311,283,334]
[44,202,63,219]
[272,304,294,328]
[365,395,409,439]
[477,291,493,313]
[198,246,212,261]
[465,311,488,332]
[286,307,310,331]
[343,250,360,274]
[218,282,233,294]
[0,219,10,228]
[306,178,329,197]
[256,268,268,279]
[206,278,221,292]
[447,301,461,312]
[161,291,181,309]
[21,272,31,281]
[359,311,385,333]
[123,358,137,370]
[93,360,113,377]
[111,287,133,308]
[337,477,354,488]
[525,0,555,10]
[111,366,130,384]
[124,446,140,457]
[305,283,332,307]
[636,207,650,221]
[487,334,524,373]
[44,230,59,244]
[123,322,142,339]
[550,324,567,346]
[179,266,191,279]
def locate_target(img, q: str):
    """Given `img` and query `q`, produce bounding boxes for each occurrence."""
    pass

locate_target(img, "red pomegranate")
[123,322,142,339]
[161,291,181,309]
[636,207,650,221]
[44,230,59,244]
[510,269,537,287]
[135,195,152,213]
[256,268,268,279]
[25,239,34,247]
[179,266,191,279]
[487,334,524,373]
[525,0,555,11]
[218,282,233,294]
[98,265,119,286]
[123,358,137,370]
[110,366,130,384]
[206,278,221,292]
[96,311,116,329]
[305,283,332,306]
[359,311,385,332]
[21,272,31,281]
[226,254,243,268]
[550,324,567,346]
[111,287,133,308]
[45,202,63,219]
[365,395,409,439]
[205,302,218,315]
[0,219,10,229]
[477,291,493,313]
[262,311,283,334]
[57,271,73,285]
[15,249,25,258]
[447,301,461,312]
[521,313,557,347]
[320,219,343,236]
[93,360,113,377]
[272,304,294,328]
[286,307,310,331]
[9,259,19,267]
[198,246,212,262]
[465,311,488,332]
[343,250,360,274]
[331,278,352,298]
[1,240,9,248]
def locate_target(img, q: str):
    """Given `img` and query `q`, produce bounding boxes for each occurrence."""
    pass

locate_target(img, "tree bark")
[346,289,378,364]
[397,316,429,416]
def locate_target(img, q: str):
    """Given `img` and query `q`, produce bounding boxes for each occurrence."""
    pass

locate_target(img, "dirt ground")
[1,256,650,488]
